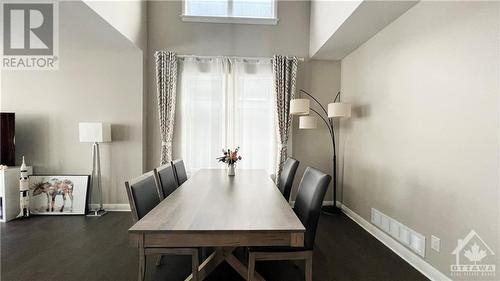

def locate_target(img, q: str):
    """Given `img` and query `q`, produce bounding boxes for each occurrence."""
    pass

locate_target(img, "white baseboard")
[290,200,335,207]
[90,204,130,212]
[323,200,334,206]
[341,204,451,281]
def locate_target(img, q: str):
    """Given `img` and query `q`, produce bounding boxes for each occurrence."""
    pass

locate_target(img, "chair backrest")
[278,157,300,202]
[125,171,161,222]
[155,163,179,199]
[172,159,188,186]
[293,167,331,250]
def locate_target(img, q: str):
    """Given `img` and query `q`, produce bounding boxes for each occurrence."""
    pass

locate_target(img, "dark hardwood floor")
[1,212,428,281]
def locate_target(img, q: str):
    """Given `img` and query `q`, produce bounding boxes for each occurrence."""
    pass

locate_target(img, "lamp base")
[321,205,342,215]
[86,209,108,217]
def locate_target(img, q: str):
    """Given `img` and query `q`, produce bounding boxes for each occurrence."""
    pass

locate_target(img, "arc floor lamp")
[290,90,351,215]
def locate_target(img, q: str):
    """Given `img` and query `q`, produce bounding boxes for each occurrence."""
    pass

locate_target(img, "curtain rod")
[175,54,305,62]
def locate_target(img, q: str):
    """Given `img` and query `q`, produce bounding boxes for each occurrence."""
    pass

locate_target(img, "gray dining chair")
[155,164,210,262]
[125,171,200,281]
[247,167,331,281]
[278,157,300,202]
[155,163,179,199]
[172,159,188,186]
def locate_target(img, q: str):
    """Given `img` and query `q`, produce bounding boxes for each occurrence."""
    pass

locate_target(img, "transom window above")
[182,0,278,25]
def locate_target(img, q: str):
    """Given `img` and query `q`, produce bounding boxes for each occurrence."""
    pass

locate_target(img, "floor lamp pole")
[320,117,341,215]
[88,142,107,216]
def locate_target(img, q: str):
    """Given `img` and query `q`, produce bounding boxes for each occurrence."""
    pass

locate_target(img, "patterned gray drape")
[155,51,178,165]
[272,55,298,186]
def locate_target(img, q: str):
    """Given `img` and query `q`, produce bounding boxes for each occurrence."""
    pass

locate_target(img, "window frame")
[181,0,279,25]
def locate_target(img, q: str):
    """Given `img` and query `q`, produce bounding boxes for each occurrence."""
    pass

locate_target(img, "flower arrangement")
[217,147,242,166]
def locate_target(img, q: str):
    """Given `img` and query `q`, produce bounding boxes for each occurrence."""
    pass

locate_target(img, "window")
[178,57,276,176]
[182,0,278,25]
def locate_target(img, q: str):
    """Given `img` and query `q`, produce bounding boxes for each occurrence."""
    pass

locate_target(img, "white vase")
[228,164,235,176]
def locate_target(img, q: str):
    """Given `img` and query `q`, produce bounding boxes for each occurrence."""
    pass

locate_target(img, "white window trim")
[181,0,279,25]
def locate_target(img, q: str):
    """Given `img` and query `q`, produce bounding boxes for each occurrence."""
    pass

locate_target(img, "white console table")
[0,166,33,222]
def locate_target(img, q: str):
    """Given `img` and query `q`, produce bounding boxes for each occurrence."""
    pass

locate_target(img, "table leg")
[184,247,266,281]
[225,251,265,281]
[185,248,225,281]
[192,249,199,281]
[138,236,145,281]
[248,252,256,281]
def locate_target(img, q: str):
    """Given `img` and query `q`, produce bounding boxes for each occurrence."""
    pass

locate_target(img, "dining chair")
[278,157,300,202]
[155,163,179,199]
[156,163,211,263]
[125,171,199,281]
[172,159,188,186]
[247,167,331,281]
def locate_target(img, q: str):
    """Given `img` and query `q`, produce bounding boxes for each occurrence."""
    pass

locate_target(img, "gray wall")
[340,1,499,276]
[146,0,341,199]
[0,1,144,205]
[292,60,341,202]
[81,0,149,171]
[1,0,342,205]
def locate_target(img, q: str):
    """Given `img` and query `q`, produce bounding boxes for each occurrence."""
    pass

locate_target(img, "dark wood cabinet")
[0,113,15,166]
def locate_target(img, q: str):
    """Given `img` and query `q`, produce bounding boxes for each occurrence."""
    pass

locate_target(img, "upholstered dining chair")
[247,167,331,281]
[156,163,210,262]
[125,171,200,281]
[155,163,179,199]
[278,157,300,202]
[172,159,188,186]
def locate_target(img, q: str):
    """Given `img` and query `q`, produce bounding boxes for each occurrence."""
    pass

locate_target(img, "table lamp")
[79,122,111,216]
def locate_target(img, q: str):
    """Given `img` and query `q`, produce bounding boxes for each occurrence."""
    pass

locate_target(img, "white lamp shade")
[290,99,310,115]
[299,116,317,129]
[328,102,351,118]
[79,122,111,143]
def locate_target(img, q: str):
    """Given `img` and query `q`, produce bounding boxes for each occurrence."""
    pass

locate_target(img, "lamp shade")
[79,122,111,143]
[299,116,317,129]
[290,99,310,115]
[328,102,351,118]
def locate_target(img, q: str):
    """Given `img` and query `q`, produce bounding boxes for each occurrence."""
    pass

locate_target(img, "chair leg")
[305,255,312,281]
[248,252,256,281]
[191,250,199,281]
[155,255,162,266]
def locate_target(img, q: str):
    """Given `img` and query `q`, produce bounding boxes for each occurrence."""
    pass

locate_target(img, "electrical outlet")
[431,235,440,252]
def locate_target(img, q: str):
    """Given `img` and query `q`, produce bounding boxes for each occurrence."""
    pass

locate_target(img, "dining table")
[129,169,306,281]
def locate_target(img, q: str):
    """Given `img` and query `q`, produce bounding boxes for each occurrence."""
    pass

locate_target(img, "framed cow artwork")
[29,175,90,215]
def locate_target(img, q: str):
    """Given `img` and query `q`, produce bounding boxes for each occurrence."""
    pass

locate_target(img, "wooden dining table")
[129,169,305,281]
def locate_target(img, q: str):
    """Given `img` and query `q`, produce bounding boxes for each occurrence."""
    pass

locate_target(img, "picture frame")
[29,174,90,215]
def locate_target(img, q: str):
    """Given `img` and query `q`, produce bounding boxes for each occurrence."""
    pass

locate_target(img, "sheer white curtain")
[178,57,276,175]
[233,60,276,174]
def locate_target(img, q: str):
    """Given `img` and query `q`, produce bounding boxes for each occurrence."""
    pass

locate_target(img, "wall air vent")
[371,208,426,257]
